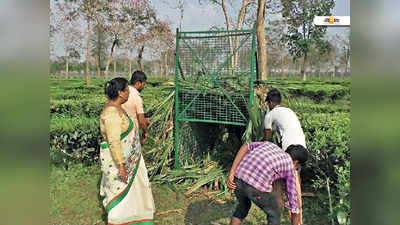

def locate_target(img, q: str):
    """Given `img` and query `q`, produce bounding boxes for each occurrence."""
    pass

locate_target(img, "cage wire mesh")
[174,28,256,168]
[176,29,255,124]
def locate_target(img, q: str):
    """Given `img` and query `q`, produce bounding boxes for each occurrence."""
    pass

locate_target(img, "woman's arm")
[103,107,128,182]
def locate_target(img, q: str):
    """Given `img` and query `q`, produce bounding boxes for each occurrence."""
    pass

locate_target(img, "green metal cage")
[174,28,257,168]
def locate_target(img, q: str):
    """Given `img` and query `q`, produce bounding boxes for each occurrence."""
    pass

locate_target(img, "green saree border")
[108,219,153,225]
[127,221,153,225]
[101,117,133,150]
[106,156,141,212]
[120,117,134,140]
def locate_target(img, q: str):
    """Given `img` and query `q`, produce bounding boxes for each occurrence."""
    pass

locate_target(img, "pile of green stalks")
[145,90,175,176]
[152,153,228,196]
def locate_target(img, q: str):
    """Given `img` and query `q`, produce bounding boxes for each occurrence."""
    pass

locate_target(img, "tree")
[78,0,104,85]
[282,0,335,80]
[339,31,350,76]
[262,16,284,77]
[317,40,333,77]
[91,22,108,77]
[238,0,282,79]
[256,0,267,79]
[102,0,156,77]
[51,0,82,78]
[201,0,257,72]
[177,0,185,30]
[145,22,174,77]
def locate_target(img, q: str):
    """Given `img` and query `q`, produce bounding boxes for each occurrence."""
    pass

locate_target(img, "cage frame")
[174,27,257,168]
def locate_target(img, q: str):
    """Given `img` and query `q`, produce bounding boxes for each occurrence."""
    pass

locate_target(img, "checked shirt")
[234,141,299,213]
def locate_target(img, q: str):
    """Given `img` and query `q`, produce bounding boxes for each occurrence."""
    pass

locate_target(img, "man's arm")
[264,112,273,141]
[285,168,302,225]
[227,143,249,190]
[264,128,271,141]
[137,113,149,143]
[291,213,301,225]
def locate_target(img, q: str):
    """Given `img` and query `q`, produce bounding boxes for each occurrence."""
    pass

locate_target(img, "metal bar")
[176,57,185,80]
[174,28,180,169]
[180,33,250,40]
[180,29,254,34]
[179,118,246,126]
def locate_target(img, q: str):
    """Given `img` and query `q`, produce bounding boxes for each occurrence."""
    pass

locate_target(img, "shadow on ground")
[184,199,256,225]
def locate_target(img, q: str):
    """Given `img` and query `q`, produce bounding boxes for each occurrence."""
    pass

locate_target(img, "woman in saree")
[99,77,155,225]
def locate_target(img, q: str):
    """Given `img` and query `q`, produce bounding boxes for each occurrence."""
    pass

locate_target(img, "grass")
[50,163,330,225]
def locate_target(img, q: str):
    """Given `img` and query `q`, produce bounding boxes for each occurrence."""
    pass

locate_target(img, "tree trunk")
[159,58,163,77]
[301,53,307,80]
[298,59,302,77]
[342,57,346,77]
[137,45,144,71]
[122,33,129,74]
[85,16,91,85]
[123,58,127,74]
[129,59,132,75]
[344,48,350,76]
[165,51,169,77]
[318,57,321,78]
[281,54,285,78]
[309,54,314,78]
[332,48,336,78]
[96,58,101,77]
[96,24,102,78]
[113,56,117,77]
[105,58,111,80]
[220,0,234,71]
[256,0,267,80]
[233,0,252,68]
[178,0,184,30]
[65,56,69,79]
[106,36,120,79]
[325,52,329,77]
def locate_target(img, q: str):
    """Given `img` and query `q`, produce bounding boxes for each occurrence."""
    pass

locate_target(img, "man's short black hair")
[286,145,308,165]
[130,70,147,85]
[265,88,281,103]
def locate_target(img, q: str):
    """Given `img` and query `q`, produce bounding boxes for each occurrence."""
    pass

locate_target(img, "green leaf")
[336,210,347,225]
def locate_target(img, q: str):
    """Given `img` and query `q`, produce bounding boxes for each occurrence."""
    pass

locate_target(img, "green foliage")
[51,99,105,117]
[243,97,267,142]
[300,112,350,223]
[334,160,350,224]
[50,116,100,164]
[282,0,335,60]
[282,0,336,79]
